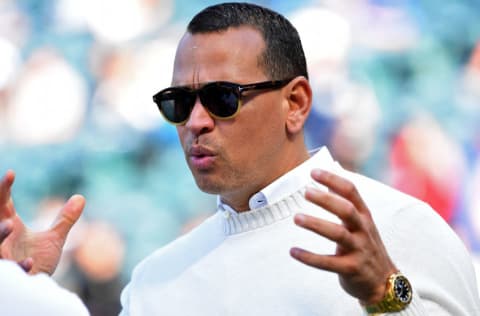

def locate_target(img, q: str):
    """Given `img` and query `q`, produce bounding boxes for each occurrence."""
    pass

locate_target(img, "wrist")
[361,267,398,306]
[361,272,413,314]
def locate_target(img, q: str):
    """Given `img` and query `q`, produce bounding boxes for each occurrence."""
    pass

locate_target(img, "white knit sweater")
[120,148,480,315]
[0,260,89,316]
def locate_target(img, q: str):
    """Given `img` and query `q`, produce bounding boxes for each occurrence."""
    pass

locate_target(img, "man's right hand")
[0,170,85,275]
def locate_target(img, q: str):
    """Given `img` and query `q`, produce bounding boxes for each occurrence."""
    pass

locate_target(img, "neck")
[221,146,310,212]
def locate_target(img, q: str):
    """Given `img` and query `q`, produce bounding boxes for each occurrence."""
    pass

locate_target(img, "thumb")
[51,194,85,239]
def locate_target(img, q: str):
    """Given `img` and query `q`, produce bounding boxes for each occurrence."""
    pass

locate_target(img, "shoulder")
[339,168,459,242]
[0,260,89,316]
[338,168,433,219]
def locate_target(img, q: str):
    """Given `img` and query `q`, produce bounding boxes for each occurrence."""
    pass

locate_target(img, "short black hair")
[187,2,309,80]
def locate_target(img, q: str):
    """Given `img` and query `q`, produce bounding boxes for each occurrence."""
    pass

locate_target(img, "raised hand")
[290,169,397,305]
[0,170,85,275]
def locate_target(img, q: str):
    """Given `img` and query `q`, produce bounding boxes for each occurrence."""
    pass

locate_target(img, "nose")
[184,96,215,135]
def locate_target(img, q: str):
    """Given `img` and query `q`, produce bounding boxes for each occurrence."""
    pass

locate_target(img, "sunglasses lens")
[200,84,239,118]
[156,90,195,124]
[154,83,241,124]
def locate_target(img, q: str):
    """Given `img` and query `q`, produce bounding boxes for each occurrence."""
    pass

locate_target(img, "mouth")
[189,145,215,157]
[188,146,217,170]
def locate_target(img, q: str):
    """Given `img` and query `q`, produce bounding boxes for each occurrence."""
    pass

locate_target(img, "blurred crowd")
[0,0,479,314]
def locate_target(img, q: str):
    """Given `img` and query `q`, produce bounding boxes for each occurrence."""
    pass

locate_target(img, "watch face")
[394,276,412,303]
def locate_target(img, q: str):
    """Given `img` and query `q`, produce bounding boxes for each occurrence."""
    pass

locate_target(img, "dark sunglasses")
[152,78,294,125]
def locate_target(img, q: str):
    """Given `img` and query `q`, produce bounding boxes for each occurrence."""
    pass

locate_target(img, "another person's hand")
[0,217,33,272]
[290,170,396,305]
[0,170,85,275]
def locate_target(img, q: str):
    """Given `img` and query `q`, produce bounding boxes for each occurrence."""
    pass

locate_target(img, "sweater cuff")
[362,291,427,315]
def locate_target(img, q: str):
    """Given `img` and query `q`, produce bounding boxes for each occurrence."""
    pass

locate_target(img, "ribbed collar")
[219,190,306,235]
[217,146,338,235]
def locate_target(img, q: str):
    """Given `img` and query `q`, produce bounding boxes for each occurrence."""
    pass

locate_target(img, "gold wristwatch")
[364,272,413,314]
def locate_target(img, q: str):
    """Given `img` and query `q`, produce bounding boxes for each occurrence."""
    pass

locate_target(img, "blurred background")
[0,0,479,314]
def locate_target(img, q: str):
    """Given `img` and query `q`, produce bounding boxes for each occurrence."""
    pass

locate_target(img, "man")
[0,204,89,316]
[1,2,479,315]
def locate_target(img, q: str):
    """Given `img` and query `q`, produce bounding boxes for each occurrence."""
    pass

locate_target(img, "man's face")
[172,26,292,209]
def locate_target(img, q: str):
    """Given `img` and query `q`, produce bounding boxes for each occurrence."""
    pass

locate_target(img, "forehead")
[172,26,267,86]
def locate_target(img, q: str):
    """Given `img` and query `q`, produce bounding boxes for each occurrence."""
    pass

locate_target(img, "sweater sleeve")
[380,202,480,316]
[360,291,428,316]
[342,169,480,316]
[119,282,131,316]
[0,259,90,316]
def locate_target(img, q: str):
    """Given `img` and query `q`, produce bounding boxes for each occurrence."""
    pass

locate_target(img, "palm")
[1,219,64,274]
[0,170,85,275]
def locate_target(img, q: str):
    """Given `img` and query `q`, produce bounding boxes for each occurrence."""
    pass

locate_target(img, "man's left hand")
[290,169,397,304]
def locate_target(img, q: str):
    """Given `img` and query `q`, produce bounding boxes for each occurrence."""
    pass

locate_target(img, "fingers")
[0,170,16,219]
[293,169,398,302]
[297,170,368,254]
[290,247,354,275]
[304,187,362,231]
[51,194,85,239]
[0,170,15,202]
[310,170,370,216]
[294,213,354,249]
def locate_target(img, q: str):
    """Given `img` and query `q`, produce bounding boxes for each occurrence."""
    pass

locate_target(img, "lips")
[188,145,217,170]
[189,145,215,157]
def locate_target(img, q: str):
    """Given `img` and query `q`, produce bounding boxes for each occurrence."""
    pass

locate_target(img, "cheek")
[251,105,287,141]
[176,127,188,148]
[226,109,285,160]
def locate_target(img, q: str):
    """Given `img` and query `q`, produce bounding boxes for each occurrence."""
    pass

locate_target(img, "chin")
[193,175,224,194]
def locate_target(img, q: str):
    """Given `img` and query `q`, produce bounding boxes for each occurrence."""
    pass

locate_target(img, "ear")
[284,76,312,135]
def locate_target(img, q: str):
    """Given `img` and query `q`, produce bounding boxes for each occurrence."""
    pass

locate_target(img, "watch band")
[364,272,412,314]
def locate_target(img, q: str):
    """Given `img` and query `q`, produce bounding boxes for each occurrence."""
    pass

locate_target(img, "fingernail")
[294,214,305,225]
[311,169,324,178]
[290,247,301,257]
[67,195,85,207]
[305,186,315,195]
